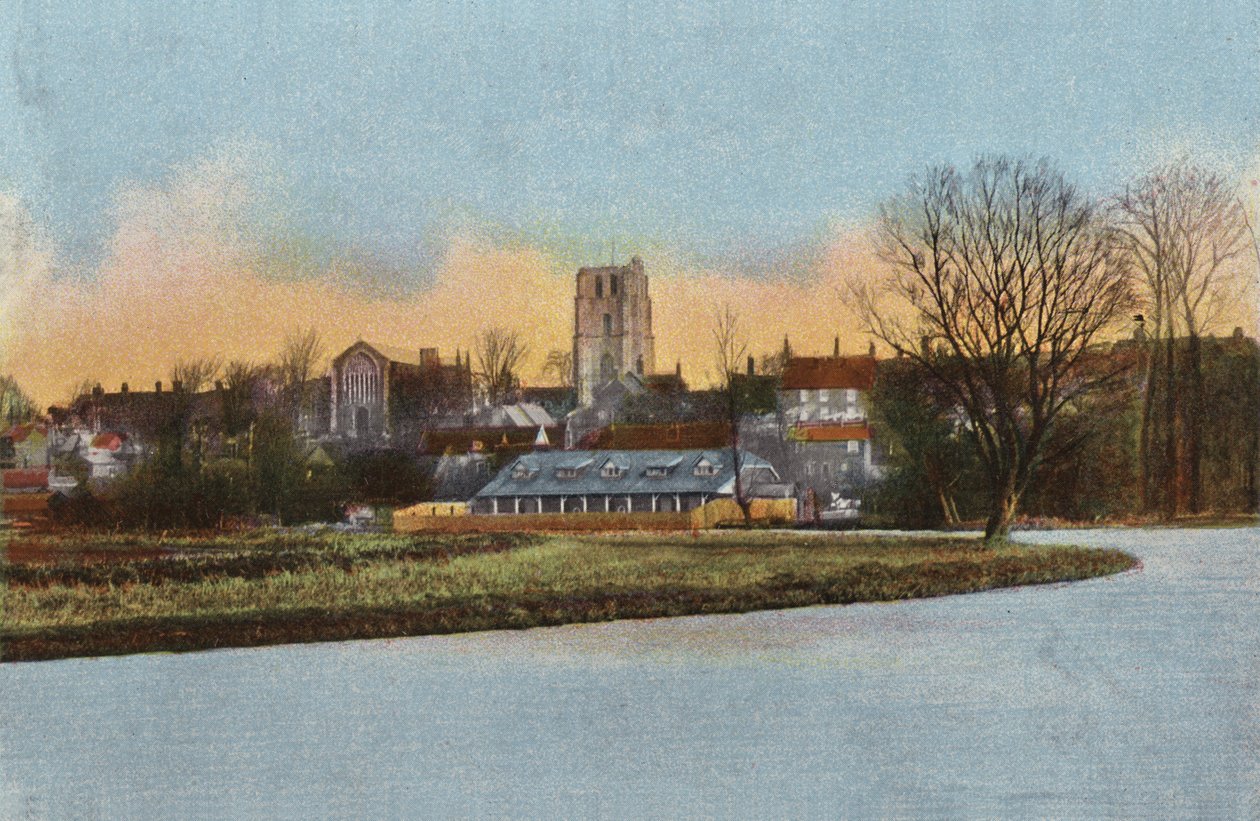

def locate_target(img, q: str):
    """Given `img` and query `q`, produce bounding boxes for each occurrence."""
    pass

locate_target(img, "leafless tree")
[277,327,325,426]
[850,156,1133,542]
[540,349,574,389]
[1117,160,1249,515]
[0,375,36,425]
[713,304,753,526]
[169,355,223,394]
[474,327,529,407]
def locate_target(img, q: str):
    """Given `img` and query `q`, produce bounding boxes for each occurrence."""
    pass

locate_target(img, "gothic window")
[603,313,612,336]
[610,275,618,295]
[595,276,603,298]
[599,353,616,382]
[343,353,380,408]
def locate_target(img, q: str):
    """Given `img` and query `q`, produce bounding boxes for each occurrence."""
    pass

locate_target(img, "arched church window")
[600,353,616,382]
[343,352,380,407]
[610,275,618,295]
[603,314,612,336]
[595,276,603,298]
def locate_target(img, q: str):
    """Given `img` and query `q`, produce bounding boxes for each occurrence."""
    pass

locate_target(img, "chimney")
[214,380,224,392]
[155,381,162,393]
[92,383,103,398]
[868,341,876,358]
[747,355,755,376]
[675,360,682,378]
[833,336,840,357]
[120,382,129,394]
[782,335,792,360]
[172,380,183,393]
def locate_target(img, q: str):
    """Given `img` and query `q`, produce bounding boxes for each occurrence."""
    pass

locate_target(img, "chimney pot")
[747,355,755,376]
[120,382,129,394]
[834,336,840,357]
[155,381,162,393]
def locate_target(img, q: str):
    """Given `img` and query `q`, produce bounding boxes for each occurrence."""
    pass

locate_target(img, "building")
[0,422,49,468]
[329,341,474,442]
[573,256,656,406]
[470,448,786,515]
[777,344,880,499]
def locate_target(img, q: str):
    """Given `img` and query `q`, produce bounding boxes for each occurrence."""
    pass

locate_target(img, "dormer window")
[556,467,580,479]
[600,460,627,479]
[645,466,669,478]
[693,457,720,477]
[511,461,538,480]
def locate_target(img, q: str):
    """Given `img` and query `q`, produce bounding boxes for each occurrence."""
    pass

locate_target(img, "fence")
[394,497,797,533]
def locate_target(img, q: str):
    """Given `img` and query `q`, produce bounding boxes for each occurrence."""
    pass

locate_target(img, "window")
[847,440,860,454]
[645,466,669,478]
[636,356,644,374]
[846,389,857,405]
[556,468,579,479]
[694,459,720,477]
[819,388,829,402]
[799,389,808,403]
[601,462,626,479]
[603,314,612,336]
[610,275,618,295]
[595,276,603,298]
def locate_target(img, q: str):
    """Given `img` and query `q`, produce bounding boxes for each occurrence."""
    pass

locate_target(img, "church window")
[610,275,618,295]
[603,314,612,336]
[636,356,644,374]
[595,276,603,298]
[600,353,616,382]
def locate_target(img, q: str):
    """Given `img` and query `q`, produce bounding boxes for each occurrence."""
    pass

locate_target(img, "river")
[1,528,1257,819]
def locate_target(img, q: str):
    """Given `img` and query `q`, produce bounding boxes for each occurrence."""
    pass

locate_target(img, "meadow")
[0,529,1137,662]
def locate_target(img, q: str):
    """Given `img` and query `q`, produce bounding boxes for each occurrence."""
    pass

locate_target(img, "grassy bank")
[0,530,1137,662]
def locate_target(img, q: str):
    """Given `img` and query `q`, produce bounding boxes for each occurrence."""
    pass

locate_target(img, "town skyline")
[3,1,1260,405]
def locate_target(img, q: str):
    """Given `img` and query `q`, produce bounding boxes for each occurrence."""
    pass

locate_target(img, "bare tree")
[1117,160,1248,515]
[474,327,529,407]
[0,375,36,425]
[540,349,574,388]
[713,304,753,526]
[169,356,223,394]
[851,156,1133,543]
[277,327,325,427]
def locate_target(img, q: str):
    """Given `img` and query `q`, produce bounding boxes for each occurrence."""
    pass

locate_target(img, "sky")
[2,0,1259,404]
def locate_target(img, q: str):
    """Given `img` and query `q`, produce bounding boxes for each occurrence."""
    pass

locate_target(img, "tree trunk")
[1187,332,1203,514]
[984,475,1020,544]
[1138,336,1157,512]
[1163,331,1178,519]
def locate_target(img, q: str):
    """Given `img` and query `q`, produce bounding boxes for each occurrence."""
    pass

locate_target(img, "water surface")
[1,528,1257,819]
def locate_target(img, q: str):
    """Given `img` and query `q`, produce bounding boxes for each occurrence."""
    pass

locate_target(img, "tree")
[277,327,325,427]
[712,305,753,526]
[474,327,529,407]
[169,356,223,394]
[851,156,1133,543]
[540,349,574,388]
[0,375,37,425]
[1116,160,1249,515]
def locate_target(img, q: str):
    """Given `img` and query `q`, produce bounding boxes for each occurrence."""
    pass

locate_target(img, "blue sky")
[4,0,1258,285]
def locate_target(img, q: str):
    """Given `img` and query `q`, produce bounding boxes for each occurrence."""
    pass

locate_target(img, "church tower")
[573,255,656,406]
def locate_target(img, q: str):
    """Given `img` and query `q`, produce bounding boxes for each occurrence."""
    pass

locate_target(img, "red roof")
[90,432,127,451]
[2,423,47,443]
[781,355,877,390]
[2,468,51,490]
[579,421,732,450]
[788,422,871,442]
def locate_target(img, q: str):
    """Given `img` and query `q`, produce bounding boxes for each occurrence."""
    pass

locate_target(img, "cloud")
[0,144,917,406]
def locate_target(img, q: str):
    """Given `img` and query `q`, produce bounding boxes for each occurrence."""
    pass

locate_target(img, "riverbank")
[1,530,1137,662]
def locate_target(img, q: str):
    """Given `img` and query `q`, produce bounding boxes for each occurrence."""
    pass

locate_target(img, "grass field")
[0,529,1138,662]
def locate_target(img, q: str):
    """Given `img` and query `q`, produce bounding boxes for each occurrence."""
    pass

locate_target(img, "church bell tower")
[572,255,656,406]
